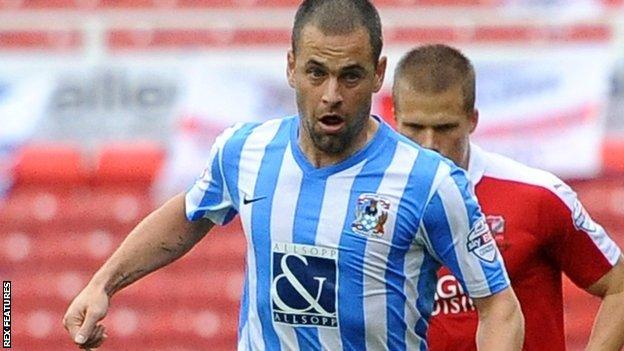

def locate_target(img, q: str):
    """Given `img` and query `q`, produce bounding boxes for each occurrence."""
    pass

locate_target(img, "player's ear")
[287,50,296,89]
[469,109,479,134]
[373,56,387,93]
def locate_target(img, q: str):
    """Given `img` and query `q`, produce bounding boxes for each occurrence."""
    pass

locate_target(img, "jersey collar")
[289,115,390,177]
[467,142,487,187]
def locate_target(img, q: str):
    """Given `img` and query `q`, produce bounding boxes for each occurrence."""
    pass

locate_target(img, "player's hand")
[62,285,110,349]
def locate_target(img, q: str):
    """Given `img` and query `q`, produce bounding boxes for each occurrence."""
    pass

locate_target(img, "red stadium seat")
[113,269,245,307]
[0,30,82,51]
[93,141,165,186]
[0,188,87,224]
[75,187,154,224]
[13,143,88,187]
[1,228,118,265]
[2,227,245,273]
[0,186,155,227]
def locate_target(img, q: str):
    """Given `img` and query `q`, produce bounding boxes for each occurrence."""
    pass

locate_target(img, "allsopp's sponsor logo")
[271,243,338,328]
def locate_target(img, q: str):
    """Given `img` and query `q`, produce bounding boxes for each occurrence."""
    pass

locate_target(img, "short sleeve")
[420,166,510,299]
[543,181,621,288]
[185,125,240,225]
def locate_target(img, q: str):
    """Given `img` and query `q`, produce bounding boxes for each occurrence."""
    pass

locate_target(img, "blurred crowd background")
[1,0,624,350]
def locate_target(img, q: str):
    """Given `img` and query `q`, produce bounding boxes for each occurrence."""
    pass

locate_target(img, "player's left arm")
[419,164,524,350]
[543,179,624,351]
[585,256,624,351]
[472,287,524,351]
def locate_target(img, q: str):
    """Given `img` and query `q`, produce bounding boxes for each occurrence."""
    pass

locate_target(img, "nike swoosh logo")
[243,196,267,205]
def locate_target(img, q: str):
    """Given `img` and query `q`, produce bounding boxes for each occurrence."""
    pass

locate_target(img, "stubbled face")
[287,25,386,155]
[394,82,477,168]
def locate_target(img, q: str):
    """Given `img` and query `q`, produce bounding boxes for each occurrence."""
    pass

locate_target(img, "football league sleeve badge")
[467,217,497,263]
[572,199,598,233]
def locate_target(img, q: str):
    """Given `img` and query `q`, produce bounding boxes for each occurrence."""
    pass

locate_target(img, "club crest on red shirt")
[486,215,508,251]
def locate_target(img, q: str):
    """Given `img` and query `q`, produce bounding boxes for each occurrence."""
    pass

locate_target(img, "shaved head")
[393,44,475,113]
[292,0,382,64]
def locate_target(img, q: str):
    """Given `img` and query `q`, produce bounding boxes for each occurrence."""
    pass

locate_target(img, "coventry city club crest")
[351,193,390,237]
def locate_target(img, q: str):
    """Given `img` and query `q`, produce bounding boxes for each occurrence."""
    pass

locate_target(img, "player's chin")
[316,137,349,154]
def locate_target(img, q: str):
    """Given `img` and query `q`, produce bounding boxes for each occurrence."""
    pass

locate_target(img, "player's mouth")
[318,114,346,134]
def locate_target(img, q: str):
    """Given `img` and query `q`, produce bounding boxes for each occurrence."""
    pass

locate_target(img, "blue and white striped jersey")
[185,115,510,351]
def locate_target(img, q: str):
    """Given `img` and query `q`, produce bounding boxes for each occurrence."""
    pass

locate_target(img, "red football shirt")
[427,144,621,351]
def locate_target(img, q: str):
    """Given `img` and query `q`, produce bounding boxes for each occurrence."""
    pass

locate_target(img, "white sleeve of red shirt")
[541,178,621,288]
[471,144,621,288]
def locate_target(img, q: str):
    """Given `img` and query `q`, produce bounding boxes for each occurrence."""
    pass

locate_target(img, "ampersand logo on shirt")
[271,242,339,328]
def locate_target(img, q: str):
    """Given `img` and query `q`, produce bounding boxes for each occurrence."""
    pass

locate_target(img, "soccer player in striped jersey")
[393,44,624,351]
[62,2,524,350]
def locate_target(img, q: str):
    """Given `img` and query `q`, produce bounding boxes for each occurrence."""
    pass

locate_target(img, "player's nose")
[419,130,439,152]
[322,77,343,106]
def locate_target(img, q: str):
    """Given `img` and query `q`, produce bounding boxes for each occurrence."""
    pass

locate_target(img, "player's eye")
[307,67,326,79]
[436,124,457,132]
[342,71,363,84]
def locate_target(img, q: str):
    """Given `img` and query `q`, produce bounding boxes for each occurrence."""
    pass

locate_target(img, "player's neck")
[300,116,379,168]
[459,144,471,170]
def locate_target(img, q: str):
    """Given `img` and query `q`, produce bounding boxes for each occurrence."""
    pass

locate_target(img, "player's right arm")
[63,124,242,349]
[585,256,624,351]
[420,164,524,350]
[63,193,214,349]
